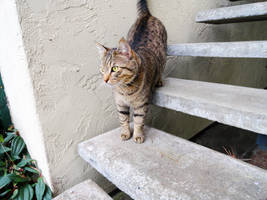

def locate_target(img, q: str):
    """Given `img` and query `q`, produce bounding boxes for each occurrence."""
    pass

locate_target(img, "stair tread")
[53,179,112,200]
[79,126,267,200]
[196,2,267,24]
[153,78,267,135]
[167,41,267,58]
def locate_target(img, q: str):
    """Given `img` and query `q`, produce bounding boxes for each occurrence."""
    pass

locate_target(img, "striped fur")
[97,0,167,143]
[137,0,150,16]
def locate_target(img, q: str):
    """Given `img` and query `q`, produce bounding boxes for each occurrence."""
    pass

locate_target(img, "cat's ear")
[96,42,109,58]
[118,37,132,59]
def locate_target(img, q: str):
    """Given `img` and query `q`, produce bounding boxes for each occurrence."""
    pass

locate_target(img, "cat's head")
[96,38,141,86]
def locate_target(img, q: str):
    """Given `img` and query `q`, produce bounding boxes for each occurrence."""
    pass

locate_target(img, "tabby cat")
[96,0,167,143]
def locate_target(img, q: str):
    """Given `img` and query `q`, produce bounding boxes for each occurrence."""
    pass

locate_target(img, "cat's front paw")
[134,134,145,144]
[120,132,131,141]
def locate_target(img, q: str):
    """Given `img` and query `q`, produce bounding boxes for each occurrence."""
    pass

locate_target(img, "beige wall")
[6,0,267,194]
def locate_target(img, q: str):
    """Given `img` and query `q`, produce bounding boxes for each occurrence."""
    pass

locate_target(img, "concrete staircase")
[78,2,267,200]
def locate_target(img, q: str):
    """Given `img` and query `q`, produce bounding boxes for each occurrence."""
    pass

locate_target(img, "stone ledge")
[79,126,267,200]
[53,179,112,200]
[153,78,267,135]
[167,41,267,58]
[196,2,267,24]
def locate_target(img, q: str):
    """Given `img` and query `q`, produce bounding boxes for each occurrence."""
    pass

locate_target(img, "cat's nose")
[104,75,110,83]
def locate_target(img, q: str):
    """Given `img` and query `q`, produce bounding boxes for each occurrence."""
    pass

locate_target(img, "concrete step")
[167,41,267,58]
[53,179,112,200]
[196,2,267,24]
[153,78,267,135]
[78,126,267,200]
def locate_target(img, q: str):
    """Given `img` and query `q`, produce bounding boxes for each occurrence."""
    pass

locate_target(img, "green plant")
[0,127,52,200]
[0,76,12,130]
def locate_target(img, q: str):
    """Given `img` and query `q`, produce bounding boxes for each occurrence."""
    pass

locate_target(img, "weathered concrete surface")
[167,41,267,58]
[53,179,112,200]
[79,126,267,200]
[154,78,267,135]
[196,2,267,24]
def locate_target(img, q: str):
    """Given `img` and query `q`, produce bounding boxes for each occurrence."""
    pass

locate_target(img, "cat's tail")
[137,0,151,16]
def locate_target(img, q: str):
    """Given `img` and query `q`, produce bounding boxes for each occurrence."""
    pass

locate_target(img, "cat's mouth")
[104,80,118,87]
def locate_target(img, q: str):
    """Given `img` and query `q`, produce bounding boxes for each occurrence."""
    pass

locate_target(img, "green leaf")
[8,173,30,183]
[0,175,11,189]
[0,144,11,154]
[43,186,52,200]
[13,165,20,171]
[12,155,21,161]
[11,136,25,157]
[17,159,33,168]
[7,126,15,131]
[0,160,5,167]
[25,152,31,160]
[0,167,5,172]
[10,189,18,199]
[35,177,45,200]
[0,134,4,143]
[0,188,11,197]
[4,133,16,143]
[18,184,34,200]
[24,167,39,174]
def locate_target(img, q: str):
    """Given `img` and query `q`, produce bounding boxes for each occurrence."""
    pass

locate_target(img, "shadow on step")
[190,122,267,170]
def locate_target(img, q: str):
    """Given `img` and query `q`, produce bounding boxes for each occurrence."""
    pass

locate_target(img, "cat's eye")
[111,66,119,72]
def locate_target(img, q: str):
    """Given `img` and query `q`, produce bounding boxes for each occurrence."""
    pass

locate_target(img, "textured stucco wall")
[11,0,267,194]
